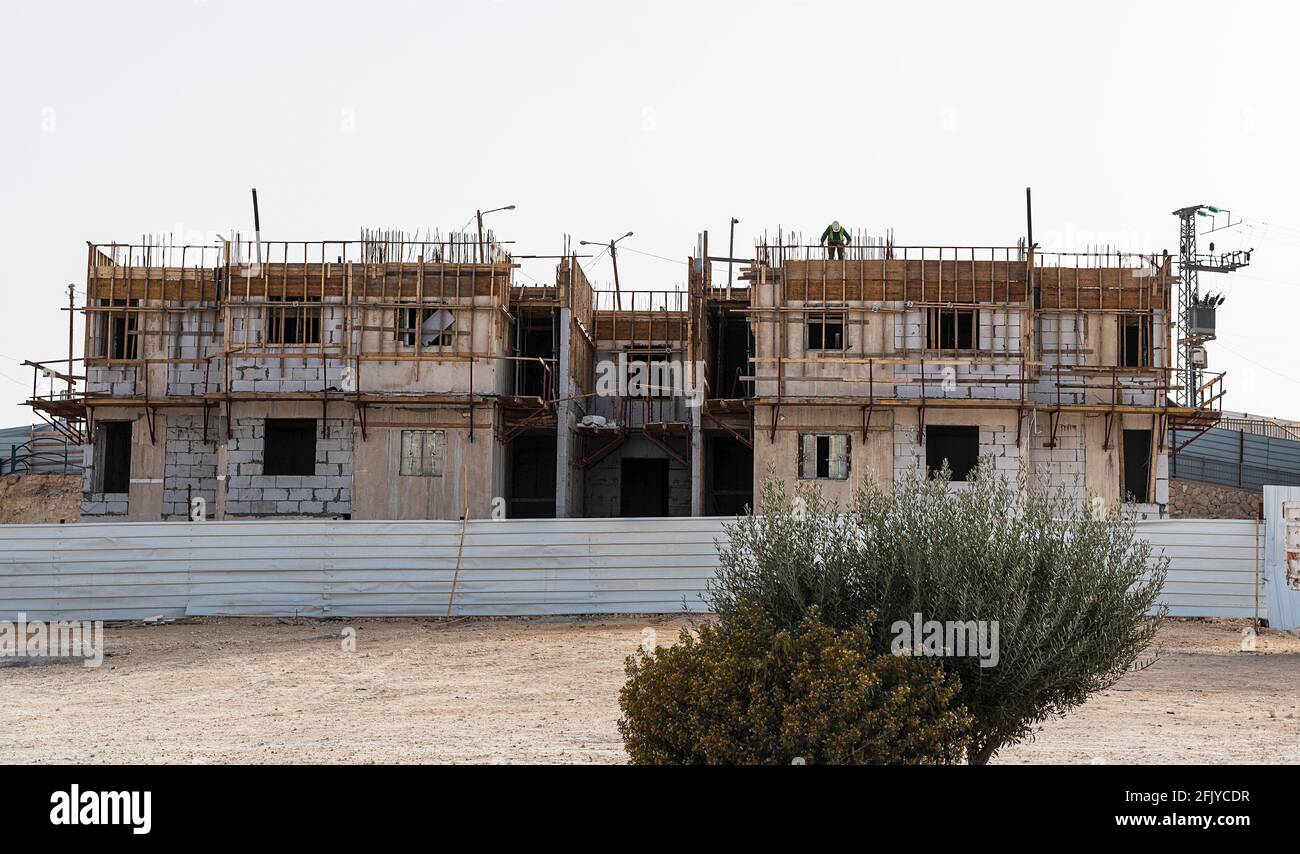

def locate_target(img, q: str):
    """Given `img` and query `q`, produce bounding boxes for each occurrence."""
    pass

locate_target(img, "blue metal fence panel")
[1173,427,1300,491]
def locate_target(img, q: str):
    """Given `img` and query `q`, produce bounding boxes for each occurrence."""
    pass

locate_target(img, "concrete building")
[694,235,1218,519]
[24,224,1223,521]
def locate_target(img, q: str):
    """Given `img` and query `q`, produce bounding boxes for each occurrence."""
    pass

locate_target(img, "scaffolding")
[700,241,1224,452]
[27,233,560,443]
[571,289,696,468]
[22,223,1229,521]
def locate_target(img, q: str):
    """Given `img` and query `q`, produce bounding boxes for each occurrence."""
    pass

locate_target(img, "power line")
[515,266,546,286]
[622,243,741,274]
[1236,226,1300,250]
[578,245,610,280]
[1214,341,1300,387]
[1242,217,1300,235]
[1224,272,1300,288]
[1218,330,1295,348]
[619,245,684,265]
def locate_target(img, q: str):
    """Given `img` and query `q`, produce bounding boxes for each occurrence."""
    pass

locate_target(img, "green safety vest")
[821,225,850,244]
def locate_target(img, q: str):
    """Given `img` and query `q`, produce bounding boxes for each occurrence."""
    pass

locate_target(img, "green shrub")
[711,461,1166,764]
[617,606,971,765]
[710,474,874,630]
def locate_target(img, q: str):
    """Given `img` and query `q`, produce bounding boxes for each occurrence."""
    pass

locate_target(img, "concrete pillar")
[690,401,704,516]
[127,412,166,521]
[215,439,228,520]
[555,307,573,518]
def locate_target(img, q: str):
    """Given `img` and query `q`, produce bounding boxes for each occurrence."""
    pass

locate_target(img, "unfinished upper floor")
[41,229,1221,426]
[22,220,1228,526]
[691,237,1219,426]
[75,233,553,405]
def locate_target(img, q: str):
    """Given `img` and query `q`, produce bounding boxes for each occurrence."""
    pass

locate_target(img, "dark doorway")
[1120,315,1153,368]
[516,310,556,399]
[707,436,752,515]
[264,418,317,476]
[97,421,132,494]
[925,425,979,481]
[620,458,669,517]
[509,436,557,518]
[714,309,753,399]
[102,300,139,361]
[1122,429,1152,503]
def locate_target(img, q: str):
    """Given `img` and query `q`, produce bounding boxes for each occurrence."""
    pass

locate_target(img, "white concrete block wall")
[892,423,926,480]
[162,414,225,519]
[892,308,1022,353]
[896,310,924,351]
[227,359,347,394]
[1126,450,1172,519]
[1027,420,1087,507]
[891,308,1023,401]
[85,366,137,396]
[892,423,1021,483]
[80,493,129,516]
[1034,310,1168,408]
[78,441,128,516]
[166,306,223,396]
[1033,313,1085,402]
[1118,380,1162,407]
[227,300,346,393]
[1155,450,1169,504]
[225,416,354,516]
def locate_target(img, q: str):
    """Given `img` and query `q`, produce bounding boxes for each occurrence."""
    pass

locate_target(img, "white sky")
[2,0,1297,427]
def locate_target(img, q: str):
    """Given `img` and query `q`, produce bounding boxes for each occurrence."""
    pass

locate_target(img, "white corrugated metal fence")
[0,517,1268,622]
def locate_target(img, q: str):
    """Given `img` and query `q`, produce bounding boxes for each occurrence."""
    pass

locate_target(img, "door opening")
[707,436,752,515]
[1122,429,1153,503]
[620,458,669,517]
[509,436,557,518]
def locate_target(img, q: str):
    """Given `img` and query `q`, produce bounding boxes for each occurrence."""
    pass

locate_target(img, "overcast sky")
[2,0,1297,427]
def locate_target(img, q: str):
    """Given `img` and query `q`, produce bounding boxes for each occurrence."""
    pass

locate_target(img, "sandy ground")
[1,615,1297,764]
[0,473,81,524]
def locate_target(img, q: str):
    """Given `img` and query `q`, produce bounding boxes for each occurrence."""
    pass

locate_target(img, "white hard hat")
[832,220,841,229]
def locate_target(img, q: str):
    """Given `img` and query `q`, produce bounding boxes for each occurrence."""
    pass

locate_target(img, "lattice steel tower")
[1172,204,1251,407]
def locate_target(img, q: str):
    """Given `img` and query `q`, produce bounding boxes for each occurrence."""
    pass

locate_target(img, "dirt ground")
[0,473,81,524]
[1,615,1297,764]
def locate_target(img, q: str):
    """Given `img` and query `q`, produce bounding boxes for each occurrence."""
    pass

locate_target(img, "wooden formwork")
[717,243,1213,452]
[77,238,529,399]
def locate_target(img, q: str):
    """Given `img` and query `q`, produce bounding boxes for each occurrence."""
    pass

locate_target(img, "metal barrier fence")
[0,517,1266,622]
[1173,426,1300,491]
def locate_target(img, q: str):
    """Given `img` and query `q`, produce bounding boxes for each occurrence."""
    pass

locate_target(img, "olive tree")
[710,461,1166,764]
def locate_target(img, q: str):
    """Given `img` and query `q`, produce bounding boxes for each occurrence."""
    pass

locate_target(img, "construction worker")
[820,220,851,260]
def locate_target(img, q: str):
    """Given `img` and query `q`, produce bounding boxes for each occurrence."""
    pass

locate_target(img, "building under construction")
[25,217,1226,522]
